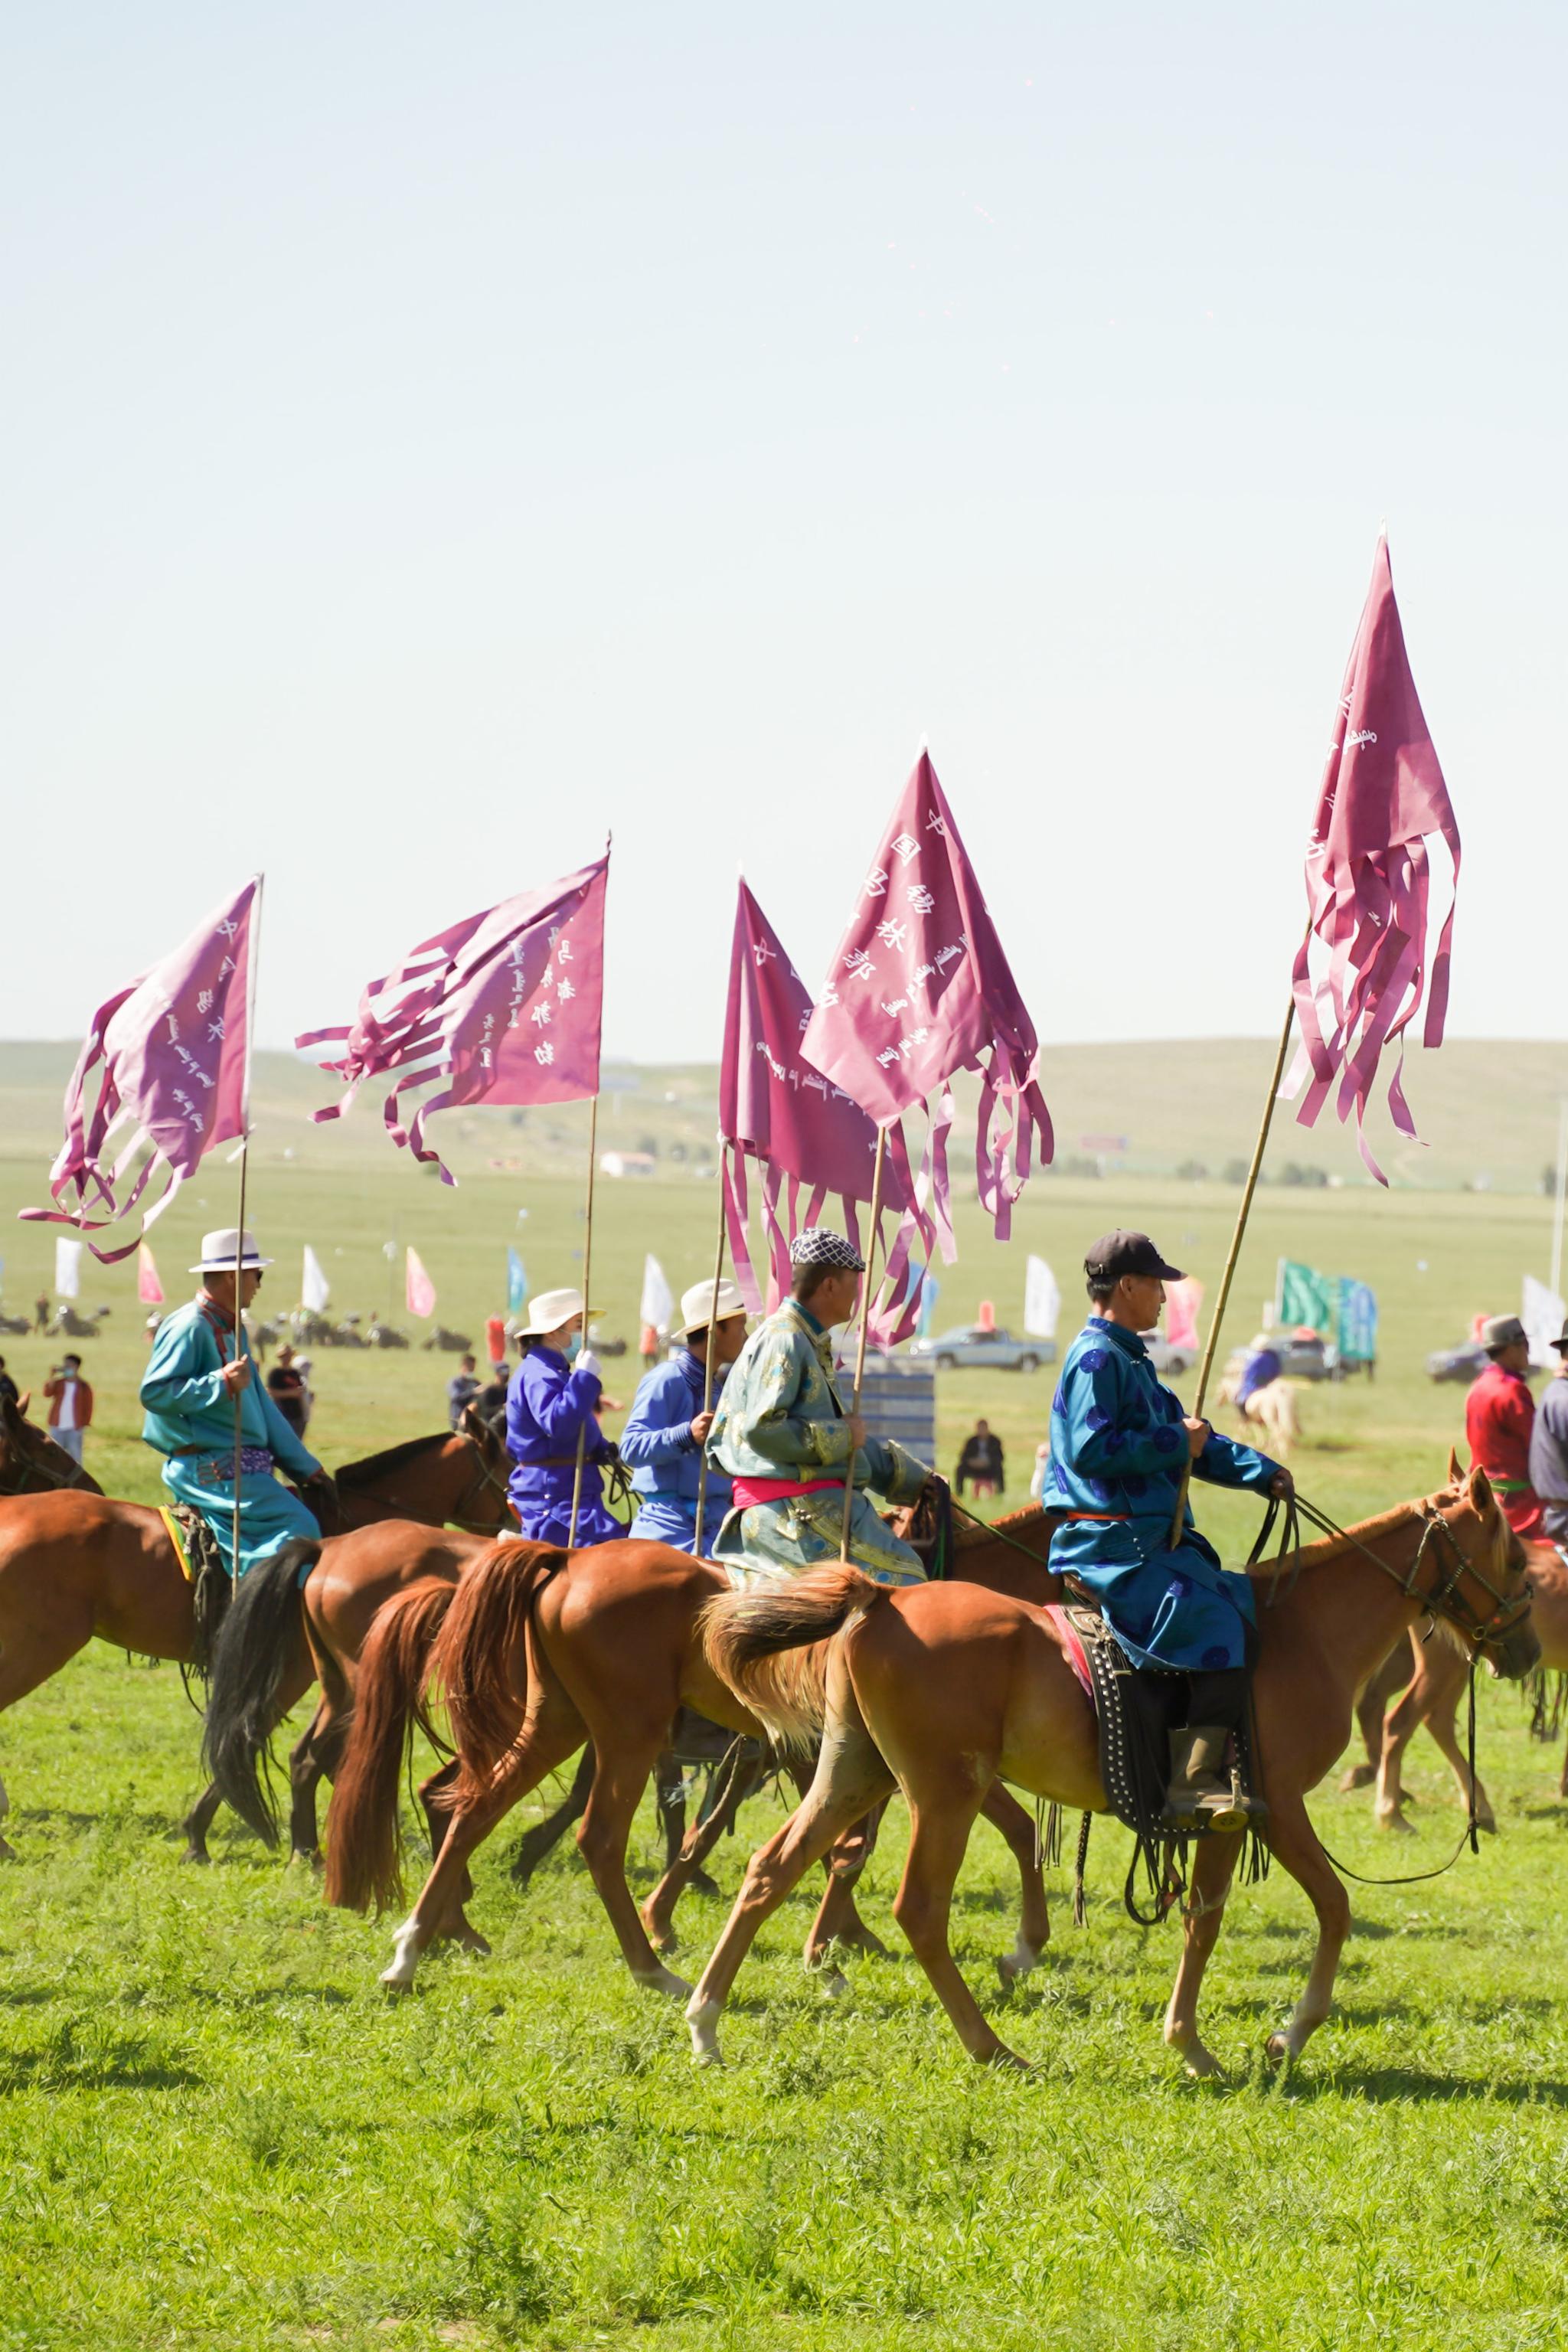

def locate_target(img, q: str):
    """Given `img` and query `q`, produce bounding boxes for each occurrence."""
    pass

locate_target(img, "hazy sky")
[5,3,1563,1072]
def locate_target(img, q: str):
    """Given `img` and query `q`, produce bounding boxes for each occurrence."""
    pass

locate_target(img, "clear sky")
[5,3,1563,1068]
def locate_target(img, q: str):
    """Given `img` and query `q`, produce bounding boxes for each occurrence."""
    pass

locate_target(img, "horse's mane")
[335,1431,457,1490]
[954,1501,1052,1553]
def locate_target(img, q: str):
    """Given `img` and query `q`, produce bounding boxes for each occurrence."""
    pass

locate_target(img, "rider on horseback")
[706,1227,929,1586]
[1046,1230,1293,1832]
[139,1228,328,1579]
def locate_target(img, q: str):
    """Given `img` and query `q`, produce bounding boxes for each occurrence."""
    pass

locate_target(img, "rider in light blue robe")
[619,1280,749,1557]
[140,1232,324,1579]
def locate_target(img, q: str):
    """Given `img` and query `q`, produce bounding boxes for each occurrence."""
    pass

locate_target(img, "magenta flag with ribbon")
[136,1244,165,1306]
[1284,538,1460,1182]
[21,877,258,1262]
[718,881,927,1335]
[298,854,607,1182]
[801,751,1053,1266]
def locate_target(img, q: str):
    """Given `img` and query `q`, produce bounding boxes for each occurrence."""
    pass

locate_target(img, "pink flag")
[136,1244,165,1306]
[1285,539,1460,1183]
[406,1247,436,1318]
[20,878,259,1262]
[299,855,606,1183]
[801,751,1053,1263]
[719,881,926,1334]
[1164,1277,1203,1354]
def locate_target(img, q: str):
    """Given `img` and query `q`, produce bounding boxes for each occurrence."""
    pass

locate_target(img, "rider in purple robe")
[504,1285,622,1546]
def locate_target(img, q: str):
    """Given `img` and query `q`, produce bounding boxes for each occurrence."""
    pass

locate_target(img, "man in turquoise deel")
[140,1227,328,1578]
[1046,1230,1292,1831]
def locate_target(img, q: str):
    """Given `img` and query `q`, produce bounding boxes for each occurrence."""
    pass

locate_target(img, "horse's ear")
[1468,1464,1494,1514]
[1447,1445,1465,1485]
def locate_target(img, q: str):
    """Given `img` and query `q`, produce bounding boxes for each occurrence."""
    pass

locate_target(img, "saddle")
[1055,1592,1266,1926]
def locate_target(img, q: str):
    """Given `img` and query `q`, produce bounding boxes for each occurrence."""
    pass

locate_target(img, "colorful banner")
[1337,1278,1379,1364]
[506,1246,527,1314]
[1278,1259,1337,1335]
[640,1254,675,1335]
[54,1237,81,1300]
[406,1247,436,1319]
[21,877,259,1260]
[301,1246,331,1313]
[1522,1276,1564,1370]
[136,1243,164,1306]
[1164,1276,1204,1354]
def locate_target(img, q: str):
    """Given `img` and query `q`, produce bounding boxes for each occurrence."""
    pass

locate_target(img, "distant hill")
[0,1035,1562,1194]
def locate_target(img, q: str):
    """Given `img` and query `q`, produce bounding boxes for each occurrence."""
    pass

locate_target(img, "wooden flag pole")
[693,1143,730,1553]
[230,870,263,1575]
[567,1091,601,1548]
[839,1126,889,1564]
[1167,991,1298,1548]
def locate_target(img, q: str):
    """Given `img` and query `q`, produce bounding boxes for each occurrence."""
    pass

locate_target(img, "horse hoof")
[1338,1764,1375,1792]
[1178,2043,1226,2080]
[179,1847,211,1867]
[1264,2031,1291,2067]
[1376,1809,1416,1837]
[686,1996,723,2063]
[997,1938,1044,1988]
[450,1924,492,1957]
[288,1847,323,1870]
[815,1967,851,2001]
[632,1965,691,2000]
[688,1871,722,1900]
[835,1926,890,1959]
[0,1837,18,1864]
[982,2044,1034,2074]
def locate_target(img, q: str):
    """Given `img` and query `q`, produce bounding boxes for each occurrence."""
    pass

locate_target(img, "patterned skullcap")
[789,1227,866,1273]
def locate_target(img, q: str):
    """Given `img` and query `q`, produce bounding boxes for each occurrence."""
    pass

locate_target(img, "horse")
[1217,1371,1302,1459]
[682,1461,1538,2076]
[325,1504,1065,1998]
[0,1407,514,1863]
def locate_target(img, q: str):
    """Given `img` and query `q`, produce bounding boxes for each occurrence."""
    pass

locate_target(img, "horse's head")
[0,1393,96,1496]
[1423,1450,1540,1680]
[457,1403,514,1533]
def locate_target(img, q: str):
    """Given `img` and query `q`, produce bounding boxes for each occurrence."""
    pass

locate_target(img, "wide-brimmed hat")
[676,1277,749,1340]
[190,1227,273,1273]
[1481,1313,1528,1353]
[512,1285,598,1338]
[1553,1325,1568,1354]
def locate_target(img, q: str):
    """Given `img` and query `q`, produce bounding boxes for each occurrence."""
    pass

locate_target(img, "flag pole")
[1167,990,1297,1547]
[839,1126,889,1564]
[231,871,263,1574]
[567,1092,600,1547]
[693,1142,730,1554]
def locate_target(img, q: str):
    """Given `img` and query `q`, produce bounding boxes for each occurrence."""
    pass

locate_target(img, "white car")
[1142,1329,1195,1377]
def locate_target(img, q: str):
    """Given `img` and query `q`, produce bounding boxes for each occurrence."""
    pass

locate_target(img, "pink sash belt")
[731,1474,843,1509]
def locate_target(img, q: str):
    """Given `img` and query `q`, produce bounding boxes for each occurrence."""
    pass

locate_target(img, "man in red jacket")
[1465,1314,1543,1537]
[42,1352,93,1468]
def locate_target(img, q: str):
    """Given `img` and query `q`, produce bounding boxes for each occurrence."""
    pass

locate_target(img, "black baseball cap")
[1084,1230,1184,1283]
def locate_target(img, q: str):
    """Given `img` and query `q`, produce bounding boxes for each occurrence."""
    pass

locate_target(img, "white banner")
[640,1253,675,1334]
[301,1245,331,1314]
[54,1237,81,1299]
[1024,1254,1060,1341]
[1523,1275,1565,1369]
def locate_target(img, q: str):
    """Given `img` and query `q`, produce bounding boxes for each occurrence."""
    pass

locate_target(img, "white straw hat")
[190,1227,273,1273]
[513,1285,597,1338]
[676,1278,749,1340]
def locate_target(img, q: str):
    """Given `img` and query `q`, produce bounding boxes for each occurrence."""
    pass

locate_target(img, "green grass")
[7,1072,1568,2346]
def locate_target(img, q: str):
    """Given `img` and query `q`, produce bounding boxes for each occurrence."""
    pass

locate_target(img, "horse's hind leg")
[686,1717,897,2064]
[893,1781,1022,2067]
[181,1781,223,1865]
[418,1759,486,1955]
[1162,1830,1244,2078]
[575,1735,692,1995]
[641,1746,764,1955]
[981,1780,1051,1981]
[508,1743,595,1887]
[1377,1640,1468,1832]
[381,1681,586,1991]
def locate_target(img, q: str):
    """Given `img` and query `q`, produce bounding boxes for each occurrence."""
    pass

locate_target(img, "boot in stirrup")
[1164,1726,1253,1834]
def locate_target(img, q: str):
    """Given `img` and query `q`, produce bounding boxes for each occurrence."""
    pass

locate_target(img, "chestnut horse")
[684,1466,1538,2076]
[326,1508,1065,1998]
[0,1406,512,1863]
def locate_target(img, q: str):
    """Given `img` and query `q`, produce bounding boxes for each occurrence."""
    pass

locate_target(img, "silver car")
[910,1325,1055,1373]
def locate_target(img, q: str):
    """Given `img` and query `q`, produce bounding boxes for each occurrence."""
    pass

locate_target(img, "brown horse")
[0,1410,512,1863]
[325,1508,1065,1998]
[684,1465,1538,2076]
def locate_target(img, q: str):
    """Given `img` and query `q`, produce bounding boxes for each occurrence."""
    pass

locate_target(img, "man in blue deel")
[619,1278,749,1556]
[1046,1230,1292,1831]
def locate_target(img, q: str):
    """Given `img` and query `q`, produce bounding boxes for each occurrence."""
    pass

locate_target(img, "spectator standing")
[33,1293,49,1334]
[447,1352,482,1428]
[955,1418,1005,1501]
[1465,1313,1543,1537]
[1529,1321,1568,1544]
[266,1342,311,1439]
[43,1353,93,1465]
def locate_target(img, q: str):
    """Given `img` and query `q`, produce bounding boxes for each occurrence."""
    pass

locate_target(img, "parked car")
[910,1325,1054,1373]
[1223,1333,1338,1383]
[1142,1330,1195,1377]
[1427,1340,1488,1384]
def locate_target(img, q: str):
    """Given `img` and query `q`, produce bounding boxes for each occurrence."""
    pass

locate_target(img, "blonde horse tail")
[698,1564,890,1753]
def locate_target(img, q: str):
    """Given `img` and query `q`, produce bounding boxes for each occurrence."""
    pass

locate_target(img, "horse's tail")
[698,1564,890,1752]
[427,1539,568,1807]
[324,1576,457,1915]
[201,1537,319,1846]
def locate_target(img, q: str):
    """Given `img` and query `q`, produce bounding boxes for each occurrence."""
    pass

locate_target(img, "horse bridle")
[0,1439,92,1496]
[1291,1491,1532,1649]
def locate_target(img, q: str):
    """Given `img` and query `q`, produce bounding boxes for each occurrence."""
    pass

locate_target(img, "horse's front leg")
[1259,1793,1351,2067]
[1162,1831,1243,2077]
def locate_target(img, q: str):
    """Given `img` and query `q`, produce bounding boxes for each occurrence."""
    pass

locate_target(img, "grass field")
[5,1073,1568,2348]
